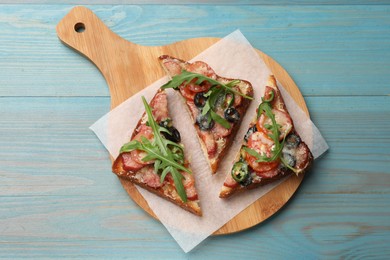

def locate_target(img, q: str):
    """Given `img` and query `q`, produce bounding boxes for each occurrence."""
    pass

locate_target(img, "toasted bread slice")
[219,75,313,198]
[112,90,201,216]
[159,55,254,173]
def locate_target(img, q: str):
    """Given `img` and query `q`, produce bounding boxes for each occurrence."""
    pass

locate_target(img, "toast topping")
[117,92,193,203]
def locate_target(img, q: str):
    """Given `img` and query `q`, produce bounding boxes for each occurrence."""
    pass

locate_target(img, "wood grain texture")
[1,96,389,258]
[4,0,390,4]
[1,5,390,97]
[56,6,309,234]
[1,3,390,259]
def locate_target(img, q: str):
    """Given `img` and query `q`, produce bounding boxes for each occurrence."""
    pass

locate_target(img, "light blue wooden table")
[1,2,389,259]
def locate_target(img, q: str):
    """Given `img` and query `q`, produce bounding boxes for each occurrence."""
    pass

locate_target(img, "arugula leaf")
[119,96,191,202]
[162,70,253,100]
[210,110,231,129]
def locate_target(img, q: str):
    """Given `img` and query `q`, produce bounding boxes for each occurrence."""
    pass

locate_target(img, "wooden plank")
[0,194,389,258]
[0,95,389,257]
[0,5,389,97]
[3,1,390,4]
[1,2,390,258]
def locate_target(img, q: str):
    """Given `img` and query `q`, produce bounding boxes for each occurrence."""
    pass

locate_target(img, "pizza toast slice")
[112,89,201,216]
[159,55,254,173]
[219,75,313,198]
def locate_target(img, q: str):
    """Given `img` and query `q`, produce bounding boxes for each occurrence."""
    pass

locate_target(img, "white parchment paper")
[90,30,329,252]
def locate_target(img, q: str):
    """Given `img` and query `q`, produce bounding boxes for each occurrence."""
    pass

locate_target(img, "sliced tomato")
[245,131,279,173]
[187,80,211,93]
[247,131,274,152]
[257,108,292,140]
[179,84,196,100]
[245,154,279,174]
[184,61,217,93]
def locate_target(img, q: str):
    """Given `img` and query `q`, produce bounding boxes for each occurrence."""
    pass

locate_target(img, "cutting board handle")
[56,6,161,107]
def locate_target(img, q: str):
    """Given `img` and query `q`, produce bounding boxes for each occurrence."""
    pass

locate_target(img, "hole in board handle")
[74,23,85,33]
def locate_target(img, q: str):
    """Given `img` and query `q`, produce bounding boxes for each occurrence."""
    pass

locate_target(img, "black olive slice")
[196,113,215,131]
[285,133,301,149]
[224,107,240,123]
[194,92,208,108]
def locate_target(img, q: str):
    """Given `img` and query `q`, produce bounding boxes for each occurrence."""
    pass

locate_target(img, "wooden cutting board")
[56,6,308,235]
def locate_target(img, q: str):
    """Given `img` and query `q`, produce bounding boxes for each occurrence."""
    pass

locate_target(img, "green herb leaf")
[119,96,191,202]
[162,70,253,100]
[210,110,231,129]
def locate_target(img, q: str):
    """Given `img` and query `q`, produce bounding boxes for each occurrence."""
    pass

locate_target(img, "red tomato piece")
[179,84,196,100]
[245,131,279,173]
[187,80,212,93]
[245,154,279,174]
[182,61,217,94]
[247,131,274,152]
